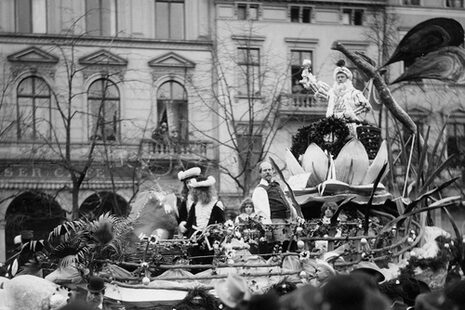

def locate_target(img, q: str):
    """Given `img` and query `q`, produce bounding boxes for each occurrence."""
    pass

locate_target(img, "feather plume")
[385,17,464,67]
[392,46,465,84]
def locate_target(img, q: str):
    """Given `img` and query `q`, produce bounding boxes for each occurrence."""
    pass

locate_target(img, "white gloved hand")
[178,221,187,234]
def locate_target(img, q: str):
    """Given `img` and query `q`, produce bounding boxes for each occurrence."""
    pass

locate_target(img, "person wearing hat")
[322,273,390,310]
[350,260,386,284]
[85,276,106,309]
[176,167,202,224]
[215,273,251,309]
[179,175,225,237]
[179,176,225,266]
[326,60,371,127]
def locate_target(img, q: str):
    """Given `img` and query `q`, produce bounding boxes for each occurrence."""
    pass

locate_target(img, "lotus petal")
[363,140,388,184]
[307,172,322,187]
[318,179,350,195]
[334,139,369,185]
[287,173,311,190]
[285,148,305,176]
[301,143,329,184]
[349,183,386,195]
[292,187,319,205]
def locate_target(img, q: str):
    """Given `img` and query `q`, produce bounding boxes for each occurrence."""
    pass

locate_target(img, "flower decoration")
[286,137,391,203]
[224,220,235,229]
[300,251,311,260]
[149,235,159,245]
[142,276,150,285]
[225,249,235,259]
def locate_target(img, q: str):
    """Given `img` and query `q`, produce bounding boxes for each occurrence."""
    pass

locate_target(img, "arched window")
[5,191,65,260]
[80,191,129,218]
[17,76,51,140]
[157,81,188,141]
[88,78,120,141]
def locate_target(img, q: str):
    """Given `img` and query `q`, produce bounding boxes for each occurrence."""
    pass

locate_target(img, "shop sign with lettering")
[0,162,135,181]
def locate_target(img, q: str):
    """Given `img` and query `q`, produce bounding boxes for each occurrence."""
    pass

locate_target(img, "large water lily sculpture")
[286,139,391,204]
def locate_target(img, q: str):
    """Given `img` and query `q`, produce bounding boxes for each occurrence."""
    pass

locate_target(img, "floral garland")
[290,116,350,159]
[401,235,457,275]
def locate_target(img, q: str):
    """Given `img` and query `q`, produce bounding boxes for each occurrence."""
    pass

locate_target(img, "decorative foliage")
[401,235,457,275]
[47,212,133,273]
[291,117,350,159]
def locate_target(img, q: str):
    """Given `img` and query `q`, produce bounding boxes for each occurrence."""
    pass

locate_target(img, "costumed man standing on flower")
[326,60,371,124]
[252,161,299,243]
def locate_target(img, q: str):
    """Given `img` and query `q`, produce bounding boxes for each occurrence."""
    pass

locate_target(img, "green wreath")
[291,116,350,159]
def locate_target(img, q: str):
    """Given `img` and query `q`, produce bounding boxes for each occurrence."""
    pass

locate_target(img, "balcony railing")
[139,139,214,160]
[278,93,327,116]
[0,139,215,162]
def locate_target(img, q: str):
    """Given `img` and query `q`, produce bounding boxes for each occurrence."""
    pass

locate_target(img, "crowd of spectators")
[212,271,465,310]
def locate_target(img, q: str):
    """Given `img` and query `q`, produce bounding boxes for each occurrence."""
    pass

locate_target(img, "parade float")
[2,17,465,310]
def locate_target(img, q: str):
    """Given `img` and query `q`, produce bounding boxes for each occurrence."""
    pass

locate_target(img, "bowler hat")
[87,276,105,293]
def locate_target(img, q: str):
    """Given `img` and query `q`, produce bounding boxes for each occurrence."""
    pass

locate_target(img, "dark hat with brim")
[351,261,385,283]
[87,276,105,293]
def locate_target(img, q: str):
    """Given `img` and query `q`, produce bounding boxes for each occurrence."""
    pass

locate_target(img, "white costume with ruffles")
[326,79,370,121]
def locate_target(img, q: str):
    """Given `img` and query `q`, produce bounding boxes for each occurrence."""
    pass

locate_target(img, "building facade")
[0,0,216,261]
[1,0,465,262]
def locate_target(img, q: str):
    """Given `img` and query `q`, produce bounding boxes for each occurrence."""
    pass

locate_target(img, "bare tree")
[11,23,150,219]
[0,63,17,139]
[188,24,292,197]
[364,5,399,81]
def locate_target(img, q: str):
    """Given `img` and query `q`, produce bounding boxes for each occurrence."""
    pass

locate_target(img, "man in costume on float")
[326,60,371,122]
[252,161,299,242]
[176,167,201,224]
[178,176,225,265]
[301,59,371,135]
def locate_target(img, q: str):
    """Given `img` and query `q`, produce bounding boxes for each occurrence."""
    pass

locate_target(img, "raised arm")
[331,41,417,136]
